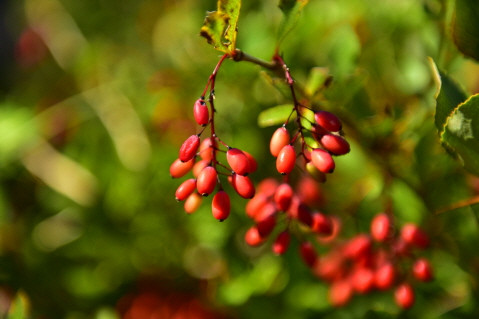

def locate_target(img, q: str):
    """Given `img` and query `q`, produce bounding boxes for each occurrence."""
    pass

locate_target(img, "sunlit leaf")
[441,94,479,176]
[257,104,295,127]
[277,0,310,46]
[429,58,468,135]
[452,0,479,62]
[200,0,241,54]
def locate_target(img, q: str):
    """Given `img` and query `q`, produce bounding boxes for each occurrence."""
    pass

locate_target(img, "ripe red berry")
[179,135,200,162]
[231,173,255,199]
[311,124,330,141]
[193,99,209,126]
[344,234,372,260]
[253,202,277,223]
[274,183,294,211]
[412,258,434,282]
[245,193,268,220]
[375,262,396,290]
[192,159,210,177]
[394,283,415,309]
[245,226,265,246]
[287,198,313,227]
[199,137,215,160]
[272,231,291,255]
[328,280,353,307]
[184,192,202,214]
[401,223,430,249]
[311,148,335,174]
[175,179,197,201]
[256,213,277,238]
[243,151,258,173]
[276,145,296,175]
[371,213,391,242]
[311,212,333,235]
[196,166,217,196]
[314,111,342,132]
[270,127,290,157]
[169,158,195,178]
[226,148,250,176]
[212,191,230,221]
[320,134,350,156]
[351,267,375,294]
[299,242,318,268]
[256,178,279,197]
[297,176,324,207]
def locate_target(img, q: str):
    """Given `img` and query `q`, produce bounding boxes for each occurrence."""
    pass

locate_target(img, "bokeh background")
[1,0,479,318]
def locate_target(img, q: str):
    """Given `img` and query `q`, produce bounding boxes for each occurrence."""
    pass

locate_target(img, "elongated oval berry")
[375,262,396,290]
[179,135,200,162]
[371,213,391,242]
[274,183,294,211]
[270,127,290,157]
[227,148,250,176]
[257,178,279,197]
[272,231,291,255]
[344,234,372,260]
[231,173,255,199]
[212,191,230,221]
[175,179,197,201]
[311,148,335,174]
[193,99,209,126]
[245,226,265,247]
[320,134,350,155]
[199,137,214,160]
[412,258,434,282]
[276,145,296,175]
[243,151,258,173]
[299,242,318,268]
[401,223,430,249]
[394,283,415,309]
[329,280,353,307]
[351,267,375,294]
[169,158,195,178]
[184,192,202,214]
[311,212,333,235]
[193,159,210,177]
[196,166,217,196]
[245,193,268,220]
[256,213,277,238]
[315,111,342,132]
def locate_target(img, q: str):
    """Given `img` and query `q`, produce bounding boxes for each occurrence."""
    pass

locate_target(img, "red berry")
[315,111,342,132]
[314,250,346,282]
[274,183,294,211]
[245,194,269,220]
[311,148,335,173]
[317,215,341,244]
[401,223,430,249]
[256,178,279,197]
[287,198,313,227]
[344,234,372,260]
[231,173,255,199]
[193,99,209,126]
[245,226,265,246]
[175,179,197,201]
[311,212,333,235]
[192,159,210,178]
[226,148,250,176]
[184,192,202,214]
[169,158,195,178]
[375,262,396,290]
[371,213,391,242]
[394,283,415,309]
[311,124,330,141]
[270,127,290,157]
[256,213,277,238]
[329,280,352,307]
[253,202,277,223]
[196,166,217,196]
[199,137,215,160]
[299,242,318,267]
[320,134,350,155]
[276,145,296,175]
[412,258,434,282]
[351,267,375,294]
[297,176,323,207]
[243,151,258,173]
[272,231,291,255]
[179,135,200,162]
[212,191,230,221]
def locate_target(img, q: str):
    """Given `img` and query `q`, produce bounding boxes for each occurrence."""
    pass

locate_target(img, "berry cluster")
[170,54,257,221]
[308,213,433,309]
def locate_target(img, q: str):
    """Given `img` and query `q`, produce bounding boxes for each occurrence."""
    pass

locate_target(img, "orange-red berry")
[175,179,197,201]
[169,158,195,178]
[394,283,415,309]
[184,192,202,214]
[274,183,294,211]
[311,148,335,174]
[276,145,296,175]
[371,213,391,242]
[272,231,291,255]
[231,173,255,199]
[212,191,230,221]
[315,111,342,132]
[193,99,209,126]
[270,127,290,157]
[196,166,217,196]
[226,148,250,176]
[179,135,200,162]
[320,134,350,155]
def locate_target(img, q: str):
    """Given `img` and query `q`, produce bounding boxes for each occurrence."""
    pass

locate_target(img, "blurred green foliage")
[1,0,479,318]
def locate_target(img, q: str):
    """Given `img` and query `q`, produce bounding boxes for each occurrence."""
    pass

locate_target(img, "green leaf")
[277,0,310,46]
[257,104,295,127]
[7,291,30,319]
[200,0,241,54]
[304,67,331,97]
[452,0,479,62]
[441,94,479,176]
[429,58,468,135]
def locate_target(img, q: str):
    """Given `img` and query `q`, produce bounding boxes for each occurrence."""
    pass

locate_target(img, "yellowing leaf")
[277,0,310,46]
[200,0,241,54]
